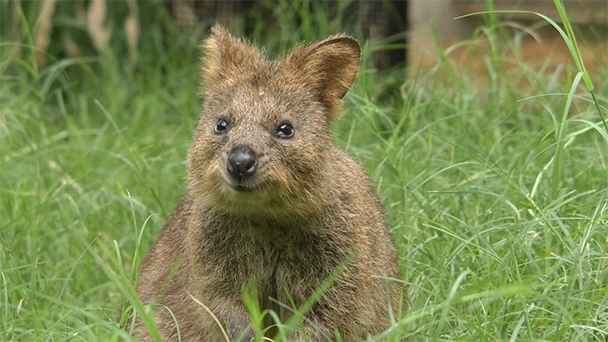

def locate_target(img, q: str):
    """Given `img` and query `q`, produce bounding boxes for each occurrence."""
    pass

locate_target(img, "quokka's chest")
[200,224,343,291]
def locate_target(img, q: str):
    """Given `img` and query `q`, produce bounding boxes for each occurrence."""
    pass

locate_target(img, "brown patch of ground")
[408,32,607,88]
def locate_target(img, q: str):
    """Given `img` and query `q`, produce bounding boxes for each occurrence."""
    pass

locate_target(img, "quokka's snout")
[221,119,298,192]
[134,24,404,342]
[226,145,257,184]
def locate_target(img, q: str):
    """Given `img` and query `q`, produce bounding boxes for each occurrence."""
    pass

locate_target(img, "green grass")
[2,1,607,341]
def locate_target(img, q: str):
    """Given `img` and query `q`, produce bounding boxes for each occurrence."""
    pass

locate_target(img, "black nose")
[227,145,257,180]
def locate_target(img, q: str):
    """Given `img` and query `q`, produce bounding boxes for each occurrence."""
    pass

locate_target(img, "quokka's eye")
[215,118,229,134]
[276,122,295,139]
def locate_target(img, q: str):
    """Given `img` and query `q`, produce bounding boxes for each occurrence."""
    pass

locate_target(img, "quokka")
[134,25,403,341]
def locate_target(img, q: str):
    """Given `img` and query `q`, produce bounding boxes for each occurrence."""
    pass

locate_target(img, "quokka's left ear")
[201,24,263,86]
[287,35,360,120]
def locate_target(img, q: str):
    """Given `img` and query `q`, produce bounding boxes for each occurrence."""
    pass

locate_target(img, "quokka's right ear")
[287,35,360,121]
[201,24,261,86]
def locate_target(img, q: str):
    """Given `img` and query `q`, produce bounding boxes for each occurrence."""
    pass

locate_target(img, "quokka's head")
[187,25,360,217]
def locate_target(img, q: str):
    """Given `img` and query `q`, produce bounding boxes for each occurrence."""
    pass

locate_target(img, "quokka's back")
[134,25,404,342]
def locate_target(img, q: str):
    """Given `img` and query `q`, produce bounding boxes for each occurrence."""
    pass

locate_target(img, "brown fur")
[134,25,403,342]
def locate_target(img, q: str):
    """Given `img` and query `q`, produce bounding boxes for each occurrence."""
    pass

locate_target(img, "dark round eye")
[276,122,294,139]
[215,118,229,134]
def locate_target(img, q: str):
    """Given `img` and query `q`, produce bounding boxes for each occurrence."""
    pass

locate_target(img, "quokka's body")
[134,25,403,341]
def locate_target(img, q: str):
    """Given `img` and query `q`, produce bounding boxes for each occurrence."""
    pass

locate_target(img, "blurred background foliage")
[1,0,409,72]
[1,0,410,127]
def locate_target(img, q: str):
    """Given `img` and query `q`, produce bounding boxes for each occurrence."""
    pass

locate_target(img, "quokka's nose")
[227,145,257,180]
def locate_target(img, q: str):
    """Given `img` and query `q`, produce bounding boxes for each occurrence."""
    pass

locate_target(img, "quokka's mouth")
[220,169,262,194]
[226,178,264,193]
[230,184,255,193]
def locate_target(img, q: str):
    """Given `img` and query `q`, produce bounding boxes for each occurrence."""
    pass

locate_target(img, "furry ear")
[201,24,262,86]
[288,35,360,119]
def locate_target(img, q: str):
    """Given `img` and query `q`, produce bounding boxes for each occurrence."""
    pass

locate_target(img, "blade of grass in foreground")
[79,233,163,342]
